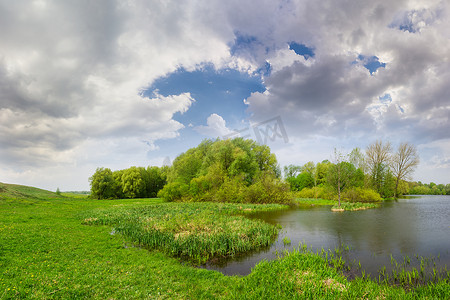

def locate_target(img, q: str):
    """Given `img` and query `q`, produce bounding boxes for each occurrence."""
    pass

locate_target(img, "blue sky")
[1,0,450,190]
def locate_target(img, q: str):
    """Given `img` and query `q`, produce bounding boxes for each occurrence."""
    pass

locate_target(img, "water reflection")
[201,195,450,276]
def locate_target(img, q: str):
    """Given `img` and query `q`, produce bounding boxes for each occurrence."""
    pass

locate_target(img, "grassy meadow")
[1,182,449,299]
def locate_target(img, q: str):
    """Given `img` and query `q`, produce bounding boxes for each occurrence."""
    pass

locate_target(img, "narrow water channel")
[201,195,450,276]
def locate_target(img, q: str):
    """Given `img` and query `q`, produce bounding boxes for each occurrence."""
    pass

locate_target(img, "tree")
[89,167,117,199]
[349,147,366,172]
[390,142,420,198]
[121,167,145,198]
[365,140,392,194]
[284,164,301,179]
[157,138,292,204]
[303,161,319,199]
[327,149,355,207]
[145,166,168,197]
[316,160,331,185]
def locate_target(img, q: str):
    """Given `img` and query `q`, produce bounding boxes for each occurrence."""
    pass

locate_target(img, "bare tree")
[391,142,420,198]
[365,140,392,193]
[349,147,365,171]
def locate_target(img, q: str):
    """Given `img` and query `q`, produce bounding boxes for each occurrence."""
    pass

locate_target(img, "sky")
[1,0,450,191]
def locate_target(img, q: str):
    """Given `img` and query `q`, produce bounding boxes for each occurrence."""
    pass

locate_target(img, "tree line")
[284,140,420,204]
[89,138,440,204]
[89,166,168,199]
[408,181,450,195]
[90,138,291,203]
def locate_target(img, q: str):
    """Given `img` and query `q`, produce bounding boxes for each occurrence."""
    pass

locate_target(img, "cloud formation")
[195,113,233,138]
[1,0,450,189]
[0,1,231,171]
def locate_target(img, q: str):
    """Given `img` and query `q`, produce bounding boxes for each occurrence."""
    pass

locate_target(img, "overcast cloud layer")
[1,0,449,190]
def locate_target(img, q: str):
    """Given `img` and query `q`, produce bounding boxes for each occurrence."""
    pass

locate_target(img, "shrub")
[296,186,334,200]
[157,182,189,202]
[243,172,293,204]
[341,187,382,202]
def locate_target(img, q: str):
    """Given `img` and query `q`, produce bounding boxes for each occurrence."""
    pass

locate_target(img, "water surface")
[202,195,450,276]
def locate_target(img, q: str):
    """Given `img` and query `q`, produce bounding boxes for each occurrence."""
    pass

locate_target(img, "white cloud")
[1,0,450,189]
[195,113,233,138]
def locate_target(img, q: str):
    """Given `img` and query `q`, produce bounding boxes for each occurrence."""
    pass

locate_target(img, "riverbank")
[1,187,449,298]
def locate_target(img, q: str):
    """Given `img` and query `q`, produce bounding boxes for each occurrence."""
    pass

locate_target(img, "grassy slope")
[0,182,62,203]
[1,184,448,299]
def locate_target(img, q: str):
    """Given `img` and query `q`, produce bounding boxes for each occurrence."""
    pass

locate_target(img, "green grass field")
[1,183,449,299]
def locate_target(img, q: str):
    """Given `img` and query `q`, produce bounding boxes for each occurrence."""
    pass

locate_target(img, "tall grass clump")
[331,202,380,211]
[233,244,450,299]
[82,202,288,263]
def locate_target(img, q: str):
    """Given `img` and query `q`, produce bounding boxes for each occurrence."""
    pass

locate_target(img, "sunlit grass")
[1,184,449,299]
[82,202,288,263]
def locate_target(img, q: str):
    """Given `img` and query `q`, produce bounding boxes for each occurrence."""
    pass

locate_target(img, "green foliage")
[288,172,314,191]
[157,182,189,202]
[408,181,450,195]
[283,164,301,179]
[121,166,145,198]
[159,138,292,204]
[377,167,396,198]
[243,171,292,204]
[296,186,335,200]
[341,187,382,202]
[90,166,167,199]
[89,168,117,199]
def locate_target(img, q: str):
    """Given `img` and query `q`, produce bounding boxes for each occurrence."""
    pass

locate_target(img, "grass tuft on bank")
[331,202,380,211]
[82,202,288,264]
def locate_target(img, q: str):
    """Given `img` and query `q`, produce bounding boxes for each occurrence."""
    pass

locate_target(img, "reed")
[82,202,288,263]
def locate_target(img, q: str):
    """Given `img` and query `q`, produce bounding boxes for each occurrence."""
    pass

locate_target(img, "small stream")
[201,195,450,276]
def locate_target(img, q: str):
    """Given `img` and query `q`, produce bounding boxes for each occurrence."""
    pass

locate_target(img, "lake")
[202,195,450,277]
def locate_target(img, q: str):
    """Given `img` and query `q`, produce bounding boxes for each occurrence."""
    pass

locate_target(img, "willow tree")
[391,142,420,198]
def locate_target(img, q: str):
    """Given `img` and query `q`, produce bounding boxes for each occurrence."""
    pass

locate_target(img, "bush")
[215,176,246,203]
[341,187,382,202]
[296,186,334,200]
[243,172,293,204]
[157,182,189,202]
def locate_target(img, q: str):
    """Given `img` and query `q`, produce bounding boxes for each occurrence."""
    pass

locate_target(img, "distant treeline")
[89,138,445,203]
[284,140,421,203]
[407,181,450,195]
[89,166,168,199]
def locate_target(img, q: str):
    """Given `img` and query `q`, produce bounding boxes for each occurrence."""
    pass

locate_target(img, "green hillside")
[0,182,62,201]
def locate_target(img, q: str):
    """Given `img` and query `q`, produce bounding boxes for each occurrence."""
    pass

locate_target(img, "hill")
[0,182,62,201]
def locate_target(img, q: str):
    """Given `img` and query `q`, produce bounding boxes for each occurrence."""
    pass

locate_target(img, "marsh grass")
[82,202,289,263]
[234,244,450,299]
[376,254,450,290]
